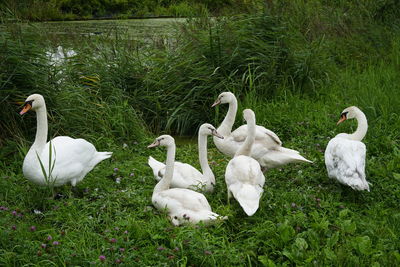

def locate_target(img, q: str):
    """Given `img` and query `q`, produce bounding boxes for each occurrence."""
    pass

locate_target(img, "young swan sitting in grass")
[212,92,312,171]
[148,123,223,192]
[20,94,112,187]
[225,109,265,216]
[325,106,370,191]
[148,135,226,226]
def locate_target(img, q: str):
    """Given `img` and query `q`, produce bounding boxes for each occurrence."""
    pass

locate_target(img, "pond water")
[33,18,187,41]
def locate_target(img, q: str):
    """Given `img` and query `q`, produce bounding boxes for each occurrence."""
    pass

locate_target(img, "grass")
[1,60,400,265]
[1,2,400,265]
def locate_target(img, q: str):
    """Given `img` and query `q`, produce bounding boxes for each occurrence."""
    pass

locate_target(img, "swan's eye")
[340,111,348,118]
[25,100,34,106]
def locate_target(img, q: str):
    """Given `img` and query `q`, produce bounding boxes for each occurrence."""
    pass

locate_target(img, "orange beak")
[337,114,347,125]
[20,103,32,115]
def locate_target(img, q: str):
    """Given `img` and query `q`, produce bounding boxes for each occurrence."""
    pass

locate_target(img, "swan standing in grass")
[148,135,226,226]
[212,92,312,171]
[325,106,370,191]
[20,94,112,187]
[225,109,265,216]
[148,124,223,192]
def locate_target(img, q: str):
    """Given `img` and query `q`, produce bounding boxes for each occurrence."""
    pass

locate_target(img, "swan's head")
[20,94,45,115]
[147,135,175,148]
[337,106,361,125]
[211,92,235,107]
[199,123,224,139]
[243,109,255,123]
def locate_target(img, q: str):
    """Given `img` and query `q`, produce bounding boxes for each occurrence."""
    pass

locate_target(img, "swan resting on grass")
[20,94,112,187]
[212,92,312,171]
[148,135,226,226]
[148,123,223,192]
[325,106,370,191]
[225,109,265,216]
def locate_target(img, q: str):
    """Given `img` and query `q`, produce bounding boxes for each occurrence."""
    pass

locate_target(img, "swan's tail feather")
[280,147,300,154]
[90,151,112,168]
[342,178,370,192]
[148,156,165,180]
[261,148,312,169]
[99,151,113,159]
[96,151,112,162]
[204,212,228,225]
[280,147,313,163]
[349,182,370,192]
[230,184,263,216]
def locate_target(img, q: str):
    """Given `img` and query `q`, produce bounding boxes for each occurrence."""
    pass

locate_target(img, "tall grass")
[0,23,146,158]
[1,0,400,159]
[1,3,400,266]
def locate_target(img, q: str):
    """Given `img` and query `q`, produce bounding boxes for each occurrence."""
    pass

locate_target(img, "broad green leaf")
[393,251,400,262]
[282,250,294,261]
[323,248,336,261]
[327,232,339,248]
[295,237,308,250]
[278,222,295,243]
[342,220,356,234]
[352,236,372,255]
[258,256,276,267]
[339,209,349,218]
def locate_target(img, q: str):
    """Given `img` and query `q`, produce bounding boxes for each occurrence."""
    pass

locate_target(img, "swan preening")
[148,123,223,192]
[20,94,112,187]
[325,106,370,191]
[212,92,312,171]
[148,135,226,226]
[225,109,265,216]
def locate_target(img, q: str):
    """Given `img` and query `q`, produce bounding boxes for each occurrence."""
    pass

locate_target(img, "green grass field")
[1,65,399,265]
[1,2,400,265]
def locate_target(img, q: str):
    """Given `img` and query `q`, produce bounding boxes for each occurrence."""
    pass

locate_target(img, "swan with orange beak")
[325,106,370,191]
[20,94,112,187]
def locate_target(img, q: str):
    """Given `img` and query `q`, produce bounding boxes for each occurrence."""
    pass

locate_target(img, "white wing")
[325,137,369,191]
[225,155,265,216]
[24,136,111,186]
[158,162,205,190]
[152,188,225,225]
[214,124,311,170]
[231,125,282,148]
[257,147,313,169]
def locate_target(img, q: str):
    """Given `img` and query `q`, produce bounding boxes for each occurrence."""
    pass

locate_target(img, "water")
[33,18,187,41]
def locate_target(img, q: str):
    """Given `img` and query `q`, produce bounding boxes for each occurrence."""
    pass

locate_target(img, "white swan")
[212,92,312,170]
[148,135,226,226]
[225,109,265,216]
[20,94,112,187]
[325,106,370,191]
[148,124,223,192]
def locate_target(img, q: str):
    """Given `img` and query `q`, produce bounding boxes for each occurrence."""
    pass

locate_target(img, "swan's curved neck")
[218,97,237,136]
[349,110,368,141]
[32,106,48,150]
[235,115,255,157]
[153,143,175,193]
[198,133,214,184]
